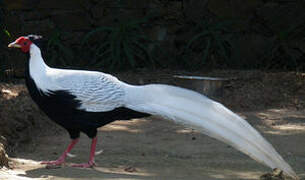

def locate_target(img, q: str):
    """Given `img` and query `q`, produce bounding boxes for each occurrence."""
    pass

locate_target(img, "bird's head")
[8,35,43,53]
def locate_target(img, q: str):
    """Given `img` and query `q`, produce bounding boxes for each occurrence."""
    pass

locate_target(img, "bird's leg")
[41,138,79,165]
[71,137,97,168]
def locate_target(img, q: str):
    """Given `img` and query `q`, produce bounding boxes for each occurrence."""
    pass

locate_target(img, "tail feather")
[123,84,298,179]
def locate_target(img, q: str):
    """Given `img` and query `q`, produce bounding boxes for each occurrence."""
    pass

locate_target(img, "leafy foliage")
[182,18,234,69]
[82,18,156,71]
[45,30,76,68]
[261,19,305,71]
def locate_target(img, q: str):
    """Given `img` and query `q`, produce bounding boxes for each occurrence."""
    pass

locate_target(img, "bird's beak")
[8,41,21,48]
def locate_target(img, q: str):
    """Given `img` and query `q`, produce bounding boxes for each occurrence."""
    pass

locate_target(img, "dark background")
[1,0,305,80]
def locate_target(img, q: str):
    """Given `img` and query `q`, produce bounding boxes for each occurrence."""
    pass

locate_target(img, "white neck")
[28,44,52,92]
[29,44,48,70]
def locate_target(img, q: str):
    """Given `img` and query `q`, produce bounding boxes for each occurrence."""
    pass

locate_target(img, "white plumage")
[124,84,298,179]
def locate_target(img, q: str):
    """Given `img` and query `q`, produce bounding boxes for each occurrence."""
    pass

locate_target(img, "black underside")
[25,59,150,139]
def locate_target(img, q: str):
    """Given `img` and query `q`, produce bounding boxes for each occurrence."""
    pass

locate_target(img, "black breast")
[24,63,150,138]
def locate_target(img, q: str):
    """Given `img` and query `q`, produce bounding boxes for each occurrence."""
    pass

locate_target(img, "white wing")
[44,69,126,112]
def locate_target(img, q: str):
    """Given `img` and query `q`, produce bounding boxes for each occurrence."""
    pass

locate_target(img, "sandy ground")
[1,109,305,180]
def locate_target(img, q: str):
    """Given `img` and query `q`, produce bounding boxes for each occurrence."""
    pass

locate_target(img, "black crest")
[27,34,43,40]
[27,34,46,49]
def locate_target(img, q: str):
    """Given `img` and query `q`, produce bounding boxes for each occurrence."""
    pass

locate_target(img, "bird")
[8,35,298,179]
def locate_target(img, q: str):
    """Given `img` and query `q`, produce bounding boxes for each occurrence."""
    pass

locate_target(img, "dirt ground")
[0,70,305,180]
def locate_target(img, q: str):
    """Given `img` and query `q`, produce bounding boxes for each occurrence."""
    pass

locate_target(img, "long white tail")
[123,84,298,179]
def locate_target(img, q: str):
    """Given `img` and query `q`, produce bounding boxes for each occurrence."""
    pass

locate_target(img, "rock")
[0,136,7,148]
[124,166,137,173]
[260,168,284,180]
[0,143,9,168]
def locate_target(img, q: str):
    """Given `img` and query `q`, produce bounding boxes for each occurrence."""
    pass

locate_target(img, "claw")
[41,138,79,166]
[67,153,77,158]
[95,149,103,156]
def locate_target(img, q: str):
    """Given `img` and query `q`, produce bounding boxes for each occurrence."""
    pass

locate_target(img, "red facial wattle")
[8,36,32,53]
[17,37,32,53]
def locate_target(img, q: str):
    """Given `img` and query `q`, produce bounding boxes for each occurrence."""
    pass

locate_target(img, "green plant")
[183,18,234,69]
[262,20,305,71]
[45,30,75,68]
[82,17,155,71]
[0,1,12,81]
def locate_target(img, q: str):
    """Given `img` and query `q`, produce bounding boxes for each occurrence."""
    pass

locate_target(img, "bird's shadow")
[19,165,151,179]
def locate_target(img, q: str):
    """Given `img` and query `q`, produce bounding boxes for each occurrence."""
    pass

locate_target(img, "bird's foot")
[71,160,95,168]
[41,159,65,166]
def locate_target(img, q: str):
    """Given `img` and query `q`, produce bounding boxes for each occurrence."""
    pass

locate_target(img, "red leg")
[71,137,97,168]
[41,138,79,165]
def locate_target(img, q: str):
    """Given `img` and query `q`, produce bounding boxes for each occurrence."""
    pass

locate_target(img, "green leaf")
[130,43,146,60]
[212,20,234,30]
[131,34,152,42]
[115,40,122,68]
[132,40,153,64]
[187,31,210,49]
[202,38,211,63]
[82,26,114,45]
[3,29,10,37]
[95,41,110,56]
[109,31,118,66]
[96,42,111,54]
[213,33,230,61]
[95,56,112,68]
[123,41,136,67]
